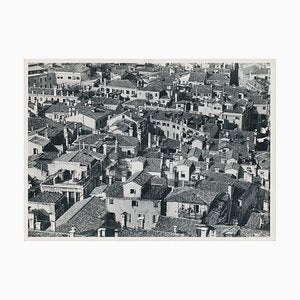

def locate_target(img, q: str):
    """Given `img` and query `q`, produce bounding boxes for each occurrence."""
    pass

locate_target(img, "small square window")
[130,189,136,194]
[109,199,114,205]
[132,200,138,207]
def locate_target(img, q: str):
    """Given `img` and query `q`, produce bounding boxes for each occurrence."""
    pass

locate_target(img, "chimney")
[103,143,107,155]
[173,225,177,234]
[64,125,69,148]
[114,229,119,237]
[28,211,35,230]
[246,137,250,154]
[103,78,107,86]
[254,129,257,146]
[53,86,57,96]
[227,184,234,199]
[206,143,210,151]
[169,161,174,172]
[108,175,113,185]
[121,171,127,182]
[175,93,178,102]
[33,98,38,115]
[97,228,106,237]
[225,131,229,137]
[148,132,151,148]
[35,221,41,231]
[200,125,204,132]
[115,139,118,153]
[69,227,76,237]
[49,213,56,232]
[137,129,142,142]
[129,127,133,137]
[206,157,210,170]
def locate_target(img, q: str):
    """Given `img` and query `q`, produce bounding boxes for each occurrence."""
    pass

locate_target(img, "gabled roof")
[55,150,97,166]
[29,192,64,204]
[55,196,107,235]
[141,80,167,92]
[165,187,219,205]
[188,72,206,83]
[106,79,137,89]
[126,170,152,187]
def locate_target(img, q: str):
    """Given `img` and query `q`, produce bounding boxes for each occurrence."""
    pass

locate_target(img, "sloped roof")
[29,192,63,204]
[55,196,107,235]
[107,79,137,89]
[165,187,219,205]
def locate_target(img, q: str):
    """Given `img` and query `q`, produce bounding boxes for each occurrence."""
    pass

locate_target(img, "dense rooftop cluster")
[27,61,271,238]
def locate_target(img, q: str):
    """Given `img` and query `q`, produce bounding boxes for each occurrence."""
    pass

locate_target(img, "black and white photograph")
[25,60,274,239]
[3,1,300,300]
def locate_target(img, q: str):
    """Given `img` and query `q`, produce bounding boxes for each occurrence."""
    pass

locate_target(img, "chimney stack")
[97,228,106,237]
[103,143,107,155]
[64,124,69,148]
[49,213,56,232]
[206,157,210,170]
[114,229,119,237]
[129,127,133,137]
[148,132,151,148]
[28,211,35,230]
[69,227,76,237]
[115,139,118,153]
[35,222,41,231]
[246,137,250,154]
[227,185,234,199]
[173,225,177,234]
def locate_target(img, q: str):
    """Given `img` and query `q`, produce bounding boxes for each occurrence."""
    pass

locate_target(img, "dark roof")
[126,170,152,186]
[29,192,64,204]
[118,227,180,237]
[28,117,64,138]
[142,185,171,200]
[55,196,107,235]
[155,216,203,237]
[107,79,136,89]
[115,134,139,147]
[188,72,206,83]
[106,181,124,198]
[55,150,97,165]
[141,80,167,92]
[165,187,219,205]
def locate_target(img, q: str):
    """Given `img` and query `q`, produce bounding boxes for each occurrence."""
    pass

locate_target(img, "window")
[173,125,175,129]
[76,76,80,80]
[109,199,114,204]
[152,215,157,223]
[127,213,131,223]
[162,122,166,126]
[194,205,199,213]
[132,200,138,207]
[181,173,186,178]
[76,193,80,202]
[263,106,266,110]
[33,148,38,155]
[130,189,136,195]
[153,202,158,208]
[126,90,129,94]
[68,76,71,79]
